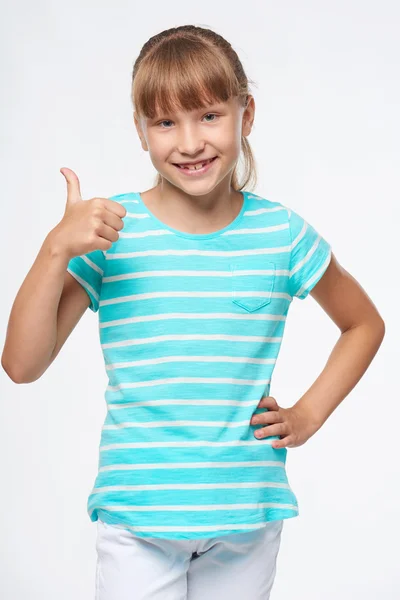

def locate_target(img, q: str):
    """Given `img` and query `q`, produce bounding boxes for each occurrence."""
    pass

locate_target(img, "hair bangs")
[133,39,241,120]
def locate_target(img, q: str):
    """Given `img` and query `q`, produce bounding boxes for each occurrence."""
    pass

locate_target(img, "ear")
[133,111,149,152]
[242,94,255,138]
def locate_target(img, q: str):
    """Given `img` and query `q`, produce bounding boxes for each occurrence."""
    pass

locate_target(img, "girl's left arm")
[251,253,385,448]
[295,252,385,429]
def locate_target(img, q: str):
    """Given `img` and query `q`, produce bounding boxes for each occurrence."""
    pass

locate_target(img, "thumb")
[60,167,82,205]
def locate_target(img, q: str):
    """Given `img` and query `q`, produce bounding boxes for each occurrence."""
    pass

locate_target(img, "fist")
[53,167,127,259]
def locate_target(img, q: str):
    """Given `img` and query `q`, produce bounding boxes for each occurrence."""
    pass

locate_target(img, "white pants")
[95,518,284,600]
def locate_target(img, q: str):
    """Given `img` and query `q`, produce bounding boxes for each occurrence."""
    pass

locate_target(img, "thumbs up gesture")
[54,167,127,260]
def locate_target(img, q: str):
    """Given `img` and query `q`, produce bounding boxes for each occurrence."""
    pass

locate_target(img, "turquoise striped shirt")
[66,190,332,540]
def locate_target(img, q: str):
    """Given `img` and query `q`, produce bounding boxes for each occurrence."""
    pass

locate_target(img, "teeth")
[179,158,213,170]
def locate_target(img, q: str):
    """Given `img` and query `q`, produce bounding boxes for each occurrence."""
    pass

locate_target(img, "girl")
[2,24,385,600]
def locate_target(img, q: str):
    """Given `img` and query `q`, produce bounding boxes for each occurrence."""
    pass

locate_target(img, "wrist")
[292,398,324,434]
[43,227,72,264]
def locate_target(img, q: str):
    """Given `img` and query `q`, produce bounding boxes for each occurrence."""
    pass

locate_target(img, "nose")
[176,124,206,157]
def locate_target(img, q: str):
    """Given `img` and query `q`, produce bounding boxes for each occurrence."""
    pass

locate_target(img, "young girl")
[2,24,385,600]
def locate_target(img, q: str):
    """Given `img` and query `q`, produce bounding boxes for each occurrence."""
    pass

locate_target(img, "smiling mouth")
[173,156,217,171]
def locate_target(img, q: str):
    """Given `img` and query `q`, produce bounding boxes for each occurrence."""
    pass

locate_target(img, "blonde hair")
[131,25,258,192]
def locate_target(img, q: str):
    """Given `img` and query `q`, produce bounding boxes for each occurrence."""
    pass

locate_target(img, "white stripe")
[107,399,268,409]
[100,291,290,307]
[92,502,295,512]
[100,439,277,451]
[118,223,289,238]
[104,355,276,371]
[102,418,274,430]
[103,268,281,282]
[224,223,289,236]
[290,220,307,255]
[99,460,286,471]
[106,377,271,391]
[106,247,291,259]
[125,212,149,218]
[66,269,99,302]
[118,229,172,238]
[297,248,332,297]
[80,255,104,275]
[92,482,292,493]
[100,312,286,329]
[102,334,282,349]
[245,206,287,216]
[290,225,321,277]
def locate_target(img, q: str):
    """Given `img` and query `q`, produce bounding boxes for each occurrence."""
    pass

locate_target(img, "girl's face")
[134,95,255,195]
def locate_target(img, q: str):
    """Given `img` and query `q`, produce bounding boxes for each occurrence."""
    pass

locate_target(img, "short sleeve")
[66,248,106,312]
[287,207,332,300]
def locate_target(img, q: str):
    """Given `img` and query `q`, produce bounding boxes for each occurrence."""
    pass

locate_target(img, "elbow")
[1,355,42,384]
[375,317,386,339]
[1,359,25,383]
[376,319,386,352]
[367,316,386,347]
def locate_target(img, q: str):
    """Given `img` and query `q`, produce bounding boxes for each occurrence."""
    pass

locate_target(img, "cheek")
[217,121,242,153]
[219,132,241,159]
[146,131,169,154]
[148,141,168,164]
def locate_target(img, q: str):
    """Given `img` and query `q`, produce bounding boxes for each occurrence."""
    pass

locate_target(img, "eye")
[203,113,218,122]
[158,120,173,129]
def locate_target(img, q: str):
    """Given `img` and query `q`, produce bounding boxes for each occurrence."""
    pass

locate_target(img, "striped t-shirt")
[66,190,332,540]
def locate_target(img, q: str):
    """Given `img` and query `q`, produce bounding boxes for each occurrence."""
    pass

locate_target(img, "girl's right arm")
[1,168,127,384]
[1,236,90,383]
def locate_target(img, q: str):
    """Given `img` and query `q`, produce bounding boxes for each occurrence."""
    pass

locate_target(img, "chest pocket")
[230,261,276,312]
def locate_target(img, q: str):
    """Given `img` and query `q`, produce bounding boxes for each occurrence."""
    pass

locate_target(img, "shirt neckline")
[135,190,248,240]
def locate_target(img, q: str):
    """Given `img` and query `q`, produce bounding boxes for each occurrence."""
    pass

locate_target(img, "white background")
[0,1,398,598]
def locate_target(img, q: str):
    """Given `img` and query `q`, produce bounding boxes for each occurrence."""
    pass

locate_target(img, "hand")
[250,396,320,449]
[50,167,127,260]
